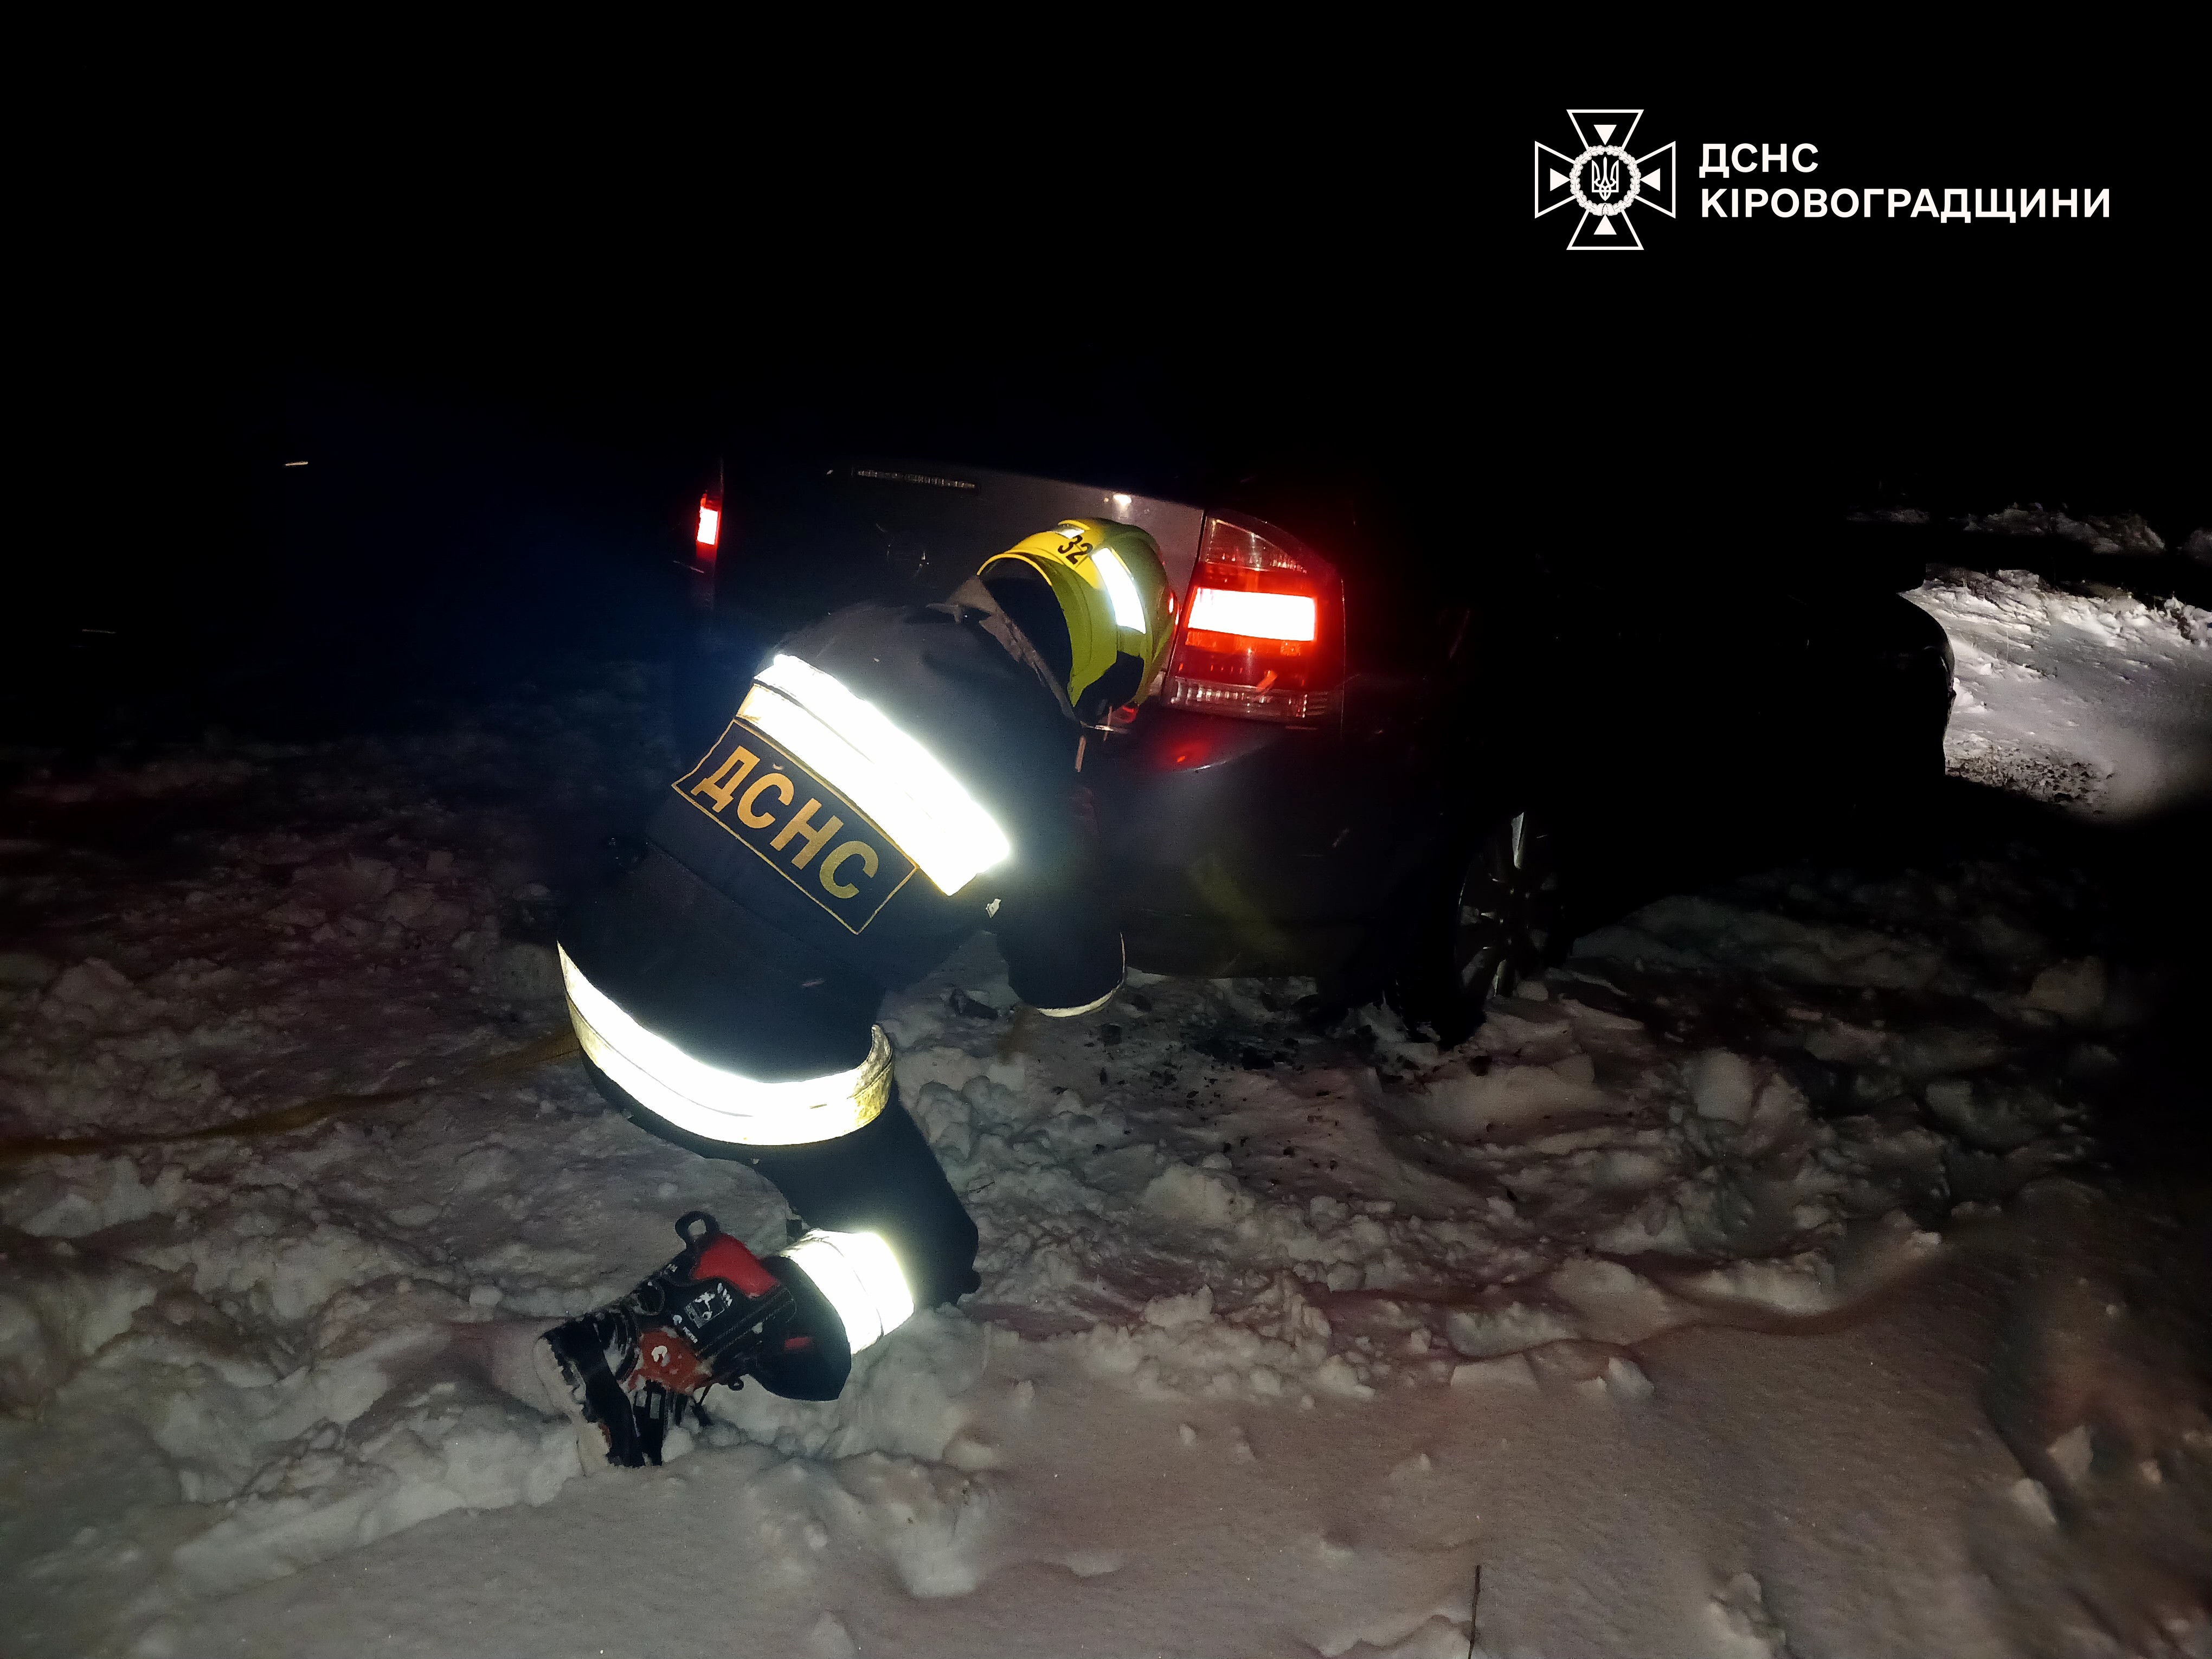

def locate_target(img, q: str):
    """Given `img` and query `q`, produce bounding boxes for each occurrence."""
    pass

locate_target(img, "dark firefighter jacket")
[560,580,1123,1090]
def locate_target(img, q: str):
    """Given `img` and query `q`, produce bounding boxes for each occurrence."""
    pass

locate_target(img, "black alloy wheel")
[1391,810,1565,1046]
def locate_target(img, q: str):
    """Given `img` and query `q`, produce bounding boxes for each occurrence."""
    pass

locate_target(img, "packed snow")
[3,571,2209,1656]
[1911,566,2212,818]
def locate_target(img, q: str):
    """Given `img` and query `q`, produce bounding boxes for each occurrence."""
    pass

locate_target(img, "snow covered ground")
[1909,567,2212,819]
[2,571,2209,1657]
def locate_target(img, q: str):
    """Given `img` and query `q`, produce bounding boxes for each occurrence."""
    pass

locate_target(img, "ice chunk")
[1686,1050,1757,1126]
[0,1258,160,1410]
[1922,1079,2048,1153]
[38,959,152,1028]
[1966,504,2166,557]
[824,1454,992,1598]
[5,1159,178,1238]
[1604,1356,1654,1402]
[2025,957,2105,1023]
[1548,1258,1680,1346]
[1707,1572,1792,1658]
[2046,1424,2093,1488]
[1141,1164,1256,1229]
[1445,1304,1574,1359]
[1141,1287,1215,1330]
[2008,1476,2058,1527]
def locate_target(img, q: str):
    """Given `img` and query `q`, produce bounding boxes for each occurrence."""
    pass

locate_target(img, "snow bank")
[1964,504,2167,558]
[1909,566,2212,816]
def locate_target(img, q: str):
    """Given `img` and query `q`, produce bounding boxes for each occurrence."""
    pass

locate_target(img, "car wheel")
[1390,810,1565,1045]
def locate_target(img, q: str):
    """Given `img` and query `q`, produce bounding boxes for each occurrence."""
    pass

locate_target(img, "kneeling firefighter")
[536,519,1176,1467]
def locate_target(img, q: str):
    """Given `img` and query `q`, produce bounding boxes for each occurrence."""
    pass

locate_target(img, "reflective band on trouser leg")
[746,1095,980,1311]
[1033,936,1126,1018]
[781,1229,915,1352]
[558,946,891,1147]
[1034,981,1121,1017]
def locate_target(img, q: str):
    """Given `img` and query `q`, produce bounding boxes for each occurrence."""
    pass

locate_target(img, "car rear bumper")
[1088,706,1435,978]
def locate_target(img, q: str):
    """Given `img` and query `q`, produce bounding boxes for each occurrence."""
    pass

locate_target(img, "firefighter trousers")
[581,1054,980,1314]
[745,1088,981,1310]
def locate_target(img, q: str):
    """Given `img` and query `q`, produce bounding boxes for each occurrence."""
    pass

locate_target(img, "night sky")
[15,86,2195,742]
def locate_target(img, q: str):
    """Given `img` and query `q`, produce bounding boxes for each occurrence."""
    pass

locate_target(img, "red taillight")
[695,497,722,554]
[1185,586,1315,641]
[1162,513,1343,723]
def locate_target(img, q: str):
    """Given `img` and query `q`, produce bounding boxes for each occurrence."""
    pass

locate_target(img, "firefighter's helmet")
[980,518,1175,722]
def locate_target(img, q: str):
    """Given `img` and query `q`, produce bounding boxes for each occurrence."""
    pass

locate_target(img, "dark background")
[9,87,2197,743]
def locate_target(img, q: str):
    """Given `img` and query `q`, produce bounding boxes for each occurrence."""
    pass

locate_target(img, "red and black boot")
[535,1211,851,1469]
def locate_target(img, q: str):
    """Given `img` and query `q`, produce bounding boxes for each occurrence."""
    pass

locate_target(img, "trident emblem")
[1590,155,1622,202]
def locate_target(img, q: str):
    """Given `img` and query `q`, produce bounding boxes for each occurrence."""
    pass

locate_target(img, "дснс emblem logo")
[1533,110,1676,250]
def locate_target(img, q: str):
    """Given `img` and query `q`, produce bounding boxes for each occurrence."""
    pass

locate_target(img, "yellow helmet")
[980,518,1175,720]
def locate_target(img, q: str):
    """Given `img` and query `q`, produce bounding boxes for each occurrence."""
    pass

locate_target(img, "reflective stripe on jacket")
[559,587,1123,1127]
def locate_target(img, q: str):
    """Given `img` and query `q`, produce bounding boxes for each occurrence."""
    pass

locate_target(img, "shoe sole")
[532,1332,616,1476]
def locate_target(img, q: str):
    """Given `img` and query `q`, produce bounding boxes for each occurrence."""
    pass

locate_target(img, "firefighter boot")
[535,1211,851,1469]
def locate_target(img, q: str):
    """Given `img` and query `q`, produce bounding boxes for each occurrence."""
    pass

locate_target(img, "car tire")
[1388,810,1565,1046]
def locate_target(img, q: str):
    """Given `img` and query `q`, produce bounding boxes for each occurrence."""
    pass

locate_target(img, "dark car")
[672,456,1955,1041]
